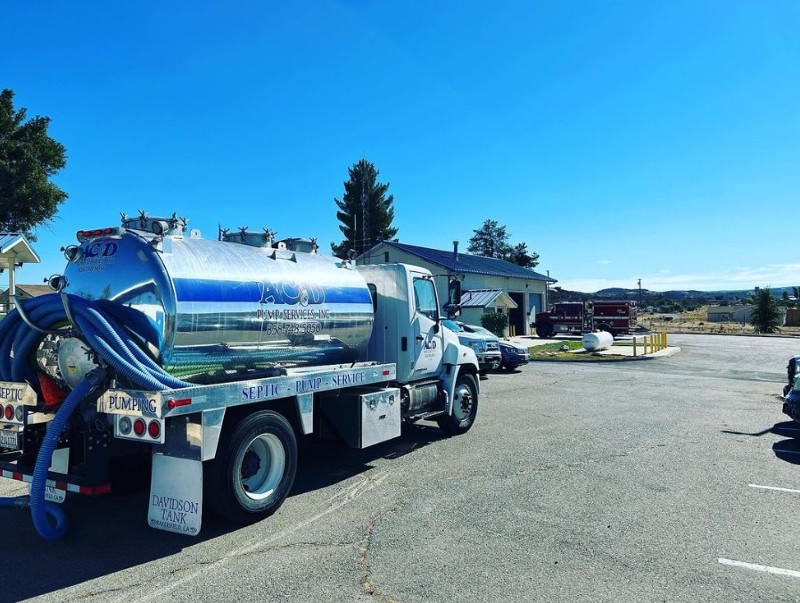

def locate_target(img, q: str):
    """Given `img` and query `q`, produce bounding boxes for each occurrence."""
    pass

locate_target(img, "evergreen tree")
[0,89,68,239]
[507,242,540,269]
[331,159,397,257]
[750,287,782,333]
[467,219,539,268]
[467,219,511,259]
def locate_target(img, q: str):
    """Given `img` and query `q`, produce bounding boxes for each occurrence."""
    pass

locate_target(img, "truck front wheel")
[204,410,298,524]
[536,324,554,338]
[437,373,478,435]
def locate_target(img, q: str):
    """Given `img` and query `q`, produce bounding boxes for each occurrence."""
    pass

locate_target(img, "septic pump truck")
[0,212,480,540]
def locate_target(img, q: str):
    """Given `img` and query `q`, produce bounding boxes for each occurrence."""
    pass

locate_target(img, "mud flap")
[45,448,69,503]
[148,453,203,535]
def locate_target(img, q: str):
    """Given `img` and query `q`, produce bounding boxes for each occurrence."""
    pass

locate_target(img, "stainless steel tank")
[61,220,374,381]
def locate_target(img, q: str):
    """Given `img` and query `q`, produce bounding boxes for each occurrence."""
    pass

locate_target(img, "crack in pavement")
[105,470,394,603]
[355,492,409,603]
[64,582,148,602]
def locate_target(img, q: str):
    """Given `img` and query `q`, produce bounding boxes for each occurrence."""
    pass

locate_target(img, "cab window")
[413,278,438,320]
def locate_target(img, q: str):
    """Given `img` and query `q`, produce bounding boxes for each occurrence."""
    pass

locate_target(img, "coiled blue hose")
[0,293,190,539]
[29,376,95,540]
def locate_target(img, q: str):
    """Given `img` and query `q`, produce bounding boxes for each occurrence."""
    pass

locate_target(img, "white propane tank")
[582,330,614,352]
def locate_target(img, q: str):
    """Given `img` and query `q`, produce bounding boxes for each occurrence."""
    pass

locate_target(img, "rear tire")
[204,410,297,524]
[536,324,554,338]
[437,373,478,435]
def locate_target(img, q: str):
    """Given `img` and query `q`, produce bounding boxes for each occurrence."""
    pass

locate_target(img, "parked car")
[442,319,502,373]
[458,323,530,371]
[784,354,800,396]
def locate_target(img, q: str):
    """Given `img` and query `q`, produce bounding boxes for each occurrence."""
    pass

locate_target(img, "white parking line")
[775,426,800,433]
[718,558,800,578]
[749,484,800,494]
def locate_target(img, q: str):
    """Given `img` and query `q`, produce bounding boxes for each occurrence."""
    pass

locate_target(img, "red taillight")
[38,372,67,408]
[92,229,103,236]
[147,420,161,439]
[103,227,114,234]
[4,406,13,420]
[81,230,93,238]
[133,418,146,437]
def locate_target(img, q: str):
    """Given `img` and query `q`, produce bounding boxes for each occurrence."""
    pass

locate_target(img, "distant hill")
[594,288,746,300]
[554,286,794,303]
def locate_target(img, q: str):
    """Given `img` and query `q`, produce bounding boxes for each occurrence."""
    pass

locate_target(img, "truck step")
[405,410,445,422]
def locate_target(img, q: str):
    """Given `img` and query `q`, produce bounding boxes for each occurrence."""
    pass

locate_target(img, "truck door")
[411,274,444,379]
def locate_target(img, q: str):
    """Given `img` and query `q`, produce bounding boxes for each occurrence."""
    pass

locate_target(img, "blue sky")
[3,1,799,292]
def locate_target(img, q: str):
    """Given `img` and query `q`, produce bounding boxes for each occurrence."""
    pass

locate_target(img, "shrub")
[481,311,509,336]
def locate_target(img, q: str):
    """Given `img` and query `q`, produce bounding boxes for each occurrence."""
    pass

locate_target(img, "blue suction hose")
[0,293,190,539]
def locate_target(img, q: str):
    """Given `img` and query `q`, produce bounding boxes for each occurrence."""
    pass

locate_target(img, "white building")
[358,241,556,336]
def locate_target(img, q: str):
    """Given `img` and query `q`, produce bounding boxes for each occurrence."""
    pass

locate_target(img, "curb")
[529,346,681,363]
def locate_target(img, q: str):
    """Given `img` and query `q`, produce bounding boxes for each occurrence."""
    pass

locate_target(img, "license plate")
[0,429,18,450]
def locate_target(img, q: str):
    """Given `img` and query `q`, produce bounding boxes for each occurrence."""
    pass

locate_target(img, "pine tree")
[331,159,398,258]
[467,219,511,259]
[467,219,539,268]
[750,287,782,333]
[0,89,68,239]
[507,242,540,269]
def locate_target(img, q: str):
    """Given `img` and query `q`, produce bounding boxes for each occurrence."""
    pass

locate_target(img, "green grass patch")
[528,340,626,361]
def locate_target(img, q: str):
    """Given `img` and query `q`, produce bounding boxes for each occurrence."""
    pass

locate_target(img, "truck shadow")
[2,424,448,601]
[293,422,448,496]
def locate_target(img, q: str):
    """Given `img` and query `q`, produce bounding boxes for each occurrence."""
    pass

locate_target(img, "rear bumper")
[783,392,800,423]
[476,352,502,371]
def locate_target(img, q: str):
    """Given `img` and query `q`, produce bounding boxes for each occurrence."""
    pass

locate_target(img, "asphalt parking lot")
[4,334,800,602]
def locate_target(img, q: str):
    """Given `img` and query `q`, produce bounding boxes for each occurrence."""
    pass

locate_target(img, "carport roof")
[460,289,518,309]
[0,234,39,267]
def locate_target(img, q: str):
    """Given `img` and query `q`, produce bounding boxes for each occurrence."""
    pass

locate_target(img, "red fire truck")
[531,301,637,338]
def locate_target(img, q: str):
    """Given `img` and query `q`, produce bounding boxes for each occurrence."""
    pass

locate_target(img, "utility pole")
[361,177,368,255]
[638,278,642,307]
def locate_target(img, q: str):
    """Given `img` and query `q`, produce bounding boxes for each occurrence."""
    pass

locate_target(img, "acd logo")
[84,241,119,258]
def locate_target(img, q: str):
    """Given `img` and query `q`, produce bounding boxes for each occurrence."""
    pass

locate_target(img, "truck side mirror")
[445,279,462,319]
[448,279,461,305]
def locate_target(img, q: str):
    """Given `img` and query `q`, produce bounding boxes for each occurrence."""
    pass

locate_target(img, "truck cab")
[357,263,480,426]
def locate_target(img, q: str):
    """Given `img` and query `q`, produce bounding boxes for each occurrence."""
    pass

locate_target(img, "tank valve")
[45,274,68,292]
[61,245,81,262]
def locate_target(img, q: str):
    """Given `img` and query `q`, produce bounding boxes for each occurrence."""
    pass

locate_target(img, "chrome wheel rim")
[236,433,286,502]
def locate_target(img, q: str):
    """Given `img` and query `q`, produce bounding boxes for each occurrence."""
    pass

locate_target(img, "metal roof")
[0,234,40,266]
[373,241,556,282]
[460,289,518,309]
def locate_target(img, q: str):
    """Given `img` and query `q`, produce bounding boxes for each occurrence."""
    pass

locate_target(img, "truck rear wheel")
[204,410,297,524]
[437,373,478,435]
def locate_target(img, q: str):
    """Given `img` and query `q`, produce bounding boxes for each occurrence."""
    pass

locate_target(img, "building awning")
[460,289,518,310]
[0,234,40,268]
